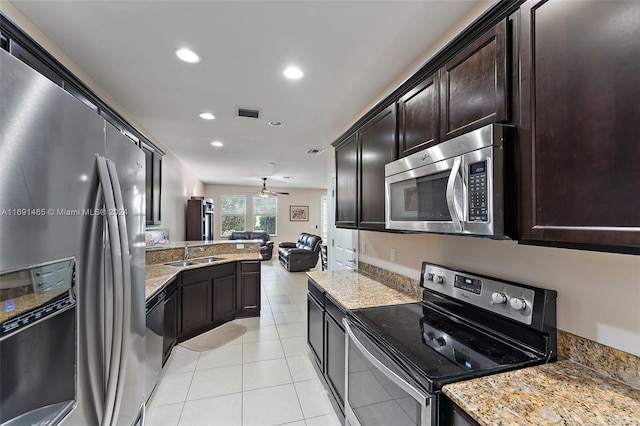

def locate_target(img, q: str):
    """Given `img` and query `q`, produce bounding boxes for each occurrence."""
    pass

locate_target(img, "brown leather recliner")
[278,233,322,272]
[229,231,274,260]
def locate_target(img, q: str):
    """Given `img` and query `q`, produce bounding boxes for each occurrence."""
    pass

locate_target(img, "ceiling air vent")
[306,148,326,155]
[237,107,261,119]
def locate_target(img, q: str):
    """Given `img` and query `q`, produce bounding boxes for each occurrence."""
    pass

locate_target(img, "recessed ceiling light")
[268,121,283,127]
[268,162,276,166]
[199,112,215,120]
[211,141,223,147]
[282,176,293,179]
[175,48,200,63]
[283,66,303,80]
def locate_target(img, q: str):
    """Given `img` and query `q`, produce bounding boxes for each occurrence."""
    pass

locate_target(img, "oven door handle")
[344,318,431,406]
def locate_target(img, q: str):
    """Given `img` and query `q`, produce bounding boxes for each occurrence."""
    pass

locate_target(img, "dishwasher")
[145,287,166,401]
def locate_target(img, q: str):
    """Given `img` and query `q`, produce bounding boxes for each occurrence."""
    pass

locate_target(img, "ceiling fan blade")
[274,191,289,195]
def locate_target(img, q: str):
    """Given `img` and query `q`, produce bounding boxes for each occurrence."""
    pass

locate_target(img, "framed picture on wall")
[290,205,309,221]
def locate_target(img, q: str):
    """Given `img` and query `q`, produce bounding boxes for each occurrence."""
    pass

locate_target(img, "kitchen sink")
[191,257,222,264]
[166,260,197,267]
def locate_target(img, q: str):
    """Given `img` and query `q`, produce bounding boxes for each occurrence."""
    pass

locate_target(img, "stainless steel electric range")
[343,262,557,426]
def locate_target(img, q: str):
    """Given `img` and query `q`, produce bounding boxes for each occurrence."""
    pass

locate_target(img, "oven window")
[348,343,422,426]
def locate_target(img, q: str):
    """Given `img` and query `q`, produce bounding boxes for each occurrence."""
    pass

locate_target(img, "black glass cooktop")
[348,302,543,392]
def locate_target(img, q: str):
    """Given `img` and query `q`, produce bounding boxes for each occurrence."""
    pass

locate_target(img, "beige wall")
[204,184,327,248]
[1,1,205,241]
[157,156,204,242]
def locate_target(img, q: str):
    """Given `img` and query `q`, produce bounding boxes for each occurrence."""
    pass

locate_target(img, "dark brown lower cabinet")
[307,292,324,370]
[178,262,238,342]
[162,282,178,365]
[237,261,261,317]
[213,274,236,325]
[324,296,345,410]
[307,279,346,414]
[179,280,212,340]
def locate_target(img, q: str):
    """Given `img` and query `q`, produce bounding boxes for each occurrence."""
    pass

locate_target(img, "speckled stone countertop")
[443,359,640,425]
[306,270,421,310]
[145,246,261,300]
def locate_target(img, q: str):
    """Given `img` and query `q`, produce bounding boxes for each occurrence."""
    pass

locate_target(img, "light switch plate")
[236,243,245,249]
[390,248,396,262]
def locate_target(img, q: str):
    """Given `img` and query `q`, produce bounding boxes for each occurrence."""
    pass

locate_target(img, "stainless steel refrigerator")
[0,50,146,425]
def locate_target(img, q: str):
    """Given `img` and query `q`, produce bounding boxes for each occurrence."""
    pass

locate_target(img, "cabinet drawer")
[241,261,260,273]
[307,279,325,306]
[182,262,236,285]
[325,295,345,328]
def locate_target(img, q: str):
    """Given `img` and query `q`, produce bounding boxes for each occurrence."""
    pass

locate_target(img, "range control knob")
[425,272,434,282]
[491,292,508,305]
[510,297,527,311]
[436,337,446,347]
[435,275,445,284]
[426,331,435,341]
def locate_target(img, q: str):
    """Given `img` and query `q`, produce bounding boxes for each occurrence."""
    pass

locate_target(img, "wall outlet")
[236,243,245,249]
[390,248,396,262]
[361,241,366,254]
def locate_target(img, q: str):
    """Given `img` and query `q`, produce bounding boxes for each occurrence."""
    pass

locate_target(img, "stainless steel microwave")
[385,124,515,238]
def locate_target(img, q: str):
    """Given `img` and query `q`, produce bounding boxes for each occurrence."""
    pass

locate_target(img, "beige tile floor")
[145,260,342,426]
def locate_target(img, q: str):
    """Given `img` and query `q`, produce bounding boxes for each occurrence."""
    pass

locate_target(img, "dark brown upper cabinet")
[397,73,440,157]
[141,142,162,226]
[335,133,358,229]
[518,0,640,251]
[358,104,397,231]
[440,20,508,141]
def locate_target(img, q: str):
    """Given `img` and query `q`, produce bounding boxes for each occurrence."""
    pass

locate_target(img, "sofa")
[278,233,323,272]
[228,231,274,260]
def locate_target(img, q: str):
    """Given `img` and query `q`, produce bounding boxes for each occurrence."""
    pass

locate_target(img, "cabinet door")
[324,314,345,409]
[358,104,397,231]
[142,143,162,225]
[306,294,324,370]
[519,0,640,249]
[213,274,236,325]
[398,73,440,157]
[162,289,177,365]
[335,133,358,228]
[180,280,212,339]
[440,20,508,140]
[238,272,261,317]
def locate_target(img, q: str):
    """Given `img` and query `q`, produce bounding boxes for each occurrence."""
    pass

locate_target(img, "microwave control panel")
[468,161,488,222]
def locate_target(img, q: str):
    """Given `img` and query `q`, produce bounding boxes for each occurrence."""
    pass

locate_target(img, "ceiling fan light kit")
[258,177,289,198]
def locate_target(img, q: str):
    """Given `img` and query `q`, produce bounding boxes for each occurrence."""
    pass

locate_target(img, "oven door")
[344,318,435,426]
[385,155,463,234]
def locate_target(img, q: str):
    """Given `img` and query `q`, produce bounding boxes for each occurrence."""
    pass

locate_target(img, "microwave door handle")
[446,156,464,232]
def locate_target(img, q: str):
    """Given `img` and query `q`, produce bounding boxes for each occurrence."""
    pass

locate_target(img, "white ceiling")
[9,0,490,189]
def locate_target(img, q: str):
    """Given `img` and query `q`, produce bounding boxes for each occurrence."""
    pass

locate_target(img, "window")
[220,195,246,236]
[253,196,277,235]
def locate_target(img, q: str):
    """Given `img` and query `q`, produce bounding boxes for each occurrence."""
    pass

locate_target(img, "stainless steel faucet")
[184,245,204,260]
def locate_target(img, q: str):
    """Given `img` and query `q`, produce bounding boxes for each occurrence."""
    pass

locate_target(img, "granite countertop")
[306,270,421,310]
[146,239,247,250]
[145,253,261,300]
[443,359,640,426]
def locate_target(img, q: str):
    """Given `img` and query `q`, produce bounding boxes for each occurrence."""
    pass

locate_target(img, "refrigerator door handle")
[96,155,125,426]
[105,159,131,424]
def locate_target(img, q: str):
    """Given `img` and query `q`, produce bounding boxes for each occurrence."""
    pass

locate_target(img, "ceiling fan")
[258,178,289,198]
